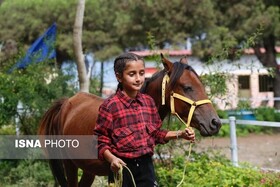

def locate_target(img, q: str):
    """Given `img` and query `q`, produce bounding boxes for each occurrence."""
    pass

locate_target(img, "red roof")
[145,67,158,78]
[131,49,191,57]
[244,47,280,54]
[131,47,280,57]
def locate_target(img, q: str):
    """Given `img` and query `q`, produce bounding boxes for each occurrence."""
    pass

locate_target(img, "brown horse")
[38,55,221,187]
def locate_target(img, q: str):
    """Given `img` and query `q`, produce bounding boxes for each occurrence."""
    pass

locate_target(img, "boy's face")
[116,60,145,97]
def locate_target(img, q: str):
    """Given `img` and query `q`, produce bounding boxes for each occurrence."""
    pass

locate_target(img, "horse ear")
[161,53,173,72]
[180,56,188,64]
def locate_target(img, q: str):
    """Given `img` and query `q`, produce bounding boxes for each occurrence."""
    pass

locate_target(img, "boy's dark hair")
[114,52,144,90]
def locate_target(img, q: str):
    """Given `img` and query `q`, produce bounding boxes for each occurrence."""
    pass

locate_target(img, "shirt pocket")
[114,127,133,137]
[146,124,157,135]
[146,124,156,146]
[113,127,135,151]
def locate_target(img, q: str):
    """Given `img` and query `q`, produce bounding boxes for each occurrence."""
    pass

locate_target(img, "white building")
[132,48,280,110]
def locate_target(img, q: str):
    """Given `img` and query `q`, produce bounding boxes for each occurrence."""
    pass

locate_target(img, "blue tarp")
[227,110,256,120]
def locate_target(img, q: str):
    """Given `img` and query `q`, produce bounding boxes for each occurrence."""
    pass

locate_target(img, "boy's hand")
[110,157,126,172]
[180,128,195,142]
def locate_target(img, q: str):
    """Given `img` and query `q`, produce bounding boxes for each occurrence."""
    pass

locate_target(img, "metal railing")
[221,117,280,171]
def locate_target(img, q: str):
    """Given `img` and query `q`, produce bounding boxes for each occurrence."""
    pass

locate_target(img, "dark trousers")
[109,155,158,187]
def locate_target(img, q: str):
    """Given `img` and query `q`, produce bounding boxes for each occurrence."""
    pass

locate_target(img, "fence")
[221,117,280,171]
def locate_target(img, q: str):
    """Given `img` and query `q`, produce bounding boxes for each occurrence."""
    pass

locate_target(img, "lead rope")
[176,142,193,187]
[161,74,211,187]
[171,93,210,187]
[111,165,136,187]
[174,94,193,187]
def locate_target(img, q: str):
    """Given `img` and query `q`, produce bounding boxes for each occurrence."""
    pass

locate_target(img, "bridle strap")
[171,93,211,128]
[162,74,170,105]
[162,74,212,128]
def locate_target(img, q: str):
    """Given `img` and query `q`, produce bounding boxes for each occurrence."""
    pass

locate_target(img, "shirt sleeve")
[93,104,113,160]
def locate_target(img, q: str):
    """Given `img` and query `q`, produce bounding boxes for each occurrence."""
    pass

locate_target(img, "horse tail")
[38,98,68,187]
[49,159,67,187]
[38,98,68,135]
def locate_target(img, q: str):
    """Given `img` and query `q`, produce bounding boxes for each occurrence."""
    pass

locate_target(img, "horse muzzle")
[199,118,222,136]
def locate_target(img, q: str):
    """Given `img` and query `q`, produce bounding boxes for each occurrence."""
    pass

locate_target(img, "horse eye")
[183,86,193,92]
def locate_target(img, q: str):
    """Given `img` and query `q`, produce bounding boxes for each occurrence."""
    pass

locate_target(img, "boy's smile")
[116,60,145,98]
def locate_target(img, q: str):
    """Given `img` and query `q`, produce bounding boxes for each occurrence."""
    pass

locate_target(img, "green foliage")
[0,0,122,63]
[89,76,101,95]
[0,0,279,63]
[0,125,16,135]
[1,153,280,186]
[145,32,162,69]
[200,24,264,99]
[219,123,271,137]
[217,109,228,119]
[254,107,280,122]
[155,153,280,187]
[215,107,280,137]
[201,73,228,98]
[0,60,75,134]
[237,100,251,110]
[0,160,54,186]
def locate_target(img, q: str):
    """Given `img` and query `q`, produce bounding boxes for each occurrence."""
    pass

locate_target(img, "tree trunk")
[73,0,89,92]
[274,70,280,109]
[254,34,280,109]
[99,61,104,96]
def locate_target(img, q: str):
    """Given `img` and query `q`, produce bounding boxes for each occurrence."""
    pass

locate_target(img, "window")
[238,75,250,89]
[259,75,274,92]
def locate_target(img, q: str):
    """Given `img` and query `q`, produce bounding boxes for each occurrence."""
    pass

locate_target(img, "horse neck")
[157,104,170,121]
[143,73,170,121]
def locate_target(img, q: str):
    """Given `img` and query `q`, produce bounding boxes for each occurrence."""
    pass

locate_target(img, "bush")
[216,107,280,137]
[0,61,76,134]
[155,153,280,187]
[0,125,16,135]
[0,160,54,187]
[254,107,280,122]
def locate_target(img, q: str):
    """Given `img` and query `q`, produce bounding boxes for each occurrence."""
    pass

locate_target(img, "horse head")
[142,54,221,136]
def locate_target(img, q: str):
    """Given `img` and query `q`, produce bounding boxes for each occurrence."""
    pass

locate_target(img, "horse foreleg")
[63,159,78,187]
[78,171,95,187]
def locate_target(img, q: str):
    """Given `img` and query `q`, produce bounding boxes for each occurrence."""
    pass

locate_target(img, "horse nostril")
[211,119,221,130]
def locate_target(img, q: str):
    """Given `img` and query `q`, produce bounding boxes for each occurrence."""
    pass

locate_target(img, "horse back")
[61,92,104,135]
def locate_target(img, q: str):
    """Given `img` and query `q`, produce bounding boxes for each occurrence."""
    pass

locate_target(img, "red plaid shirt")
[94,90,168,160]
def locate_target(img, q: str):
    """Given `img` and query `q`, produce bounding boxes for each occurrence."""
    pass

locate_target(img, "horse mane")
[141,62,198,94]
[141,70,163,93]
[168,62,199,92]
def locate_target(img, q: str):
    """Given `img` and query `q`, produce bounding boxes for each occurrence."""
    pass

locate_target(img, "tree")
[73,0,89,92]
[0,0,76,66]
[0,0,122,66]
[210,0,280,109]
[1,0,279,107]
[0,0,123,94]
[0,62,75,133]
[121,0,280,108]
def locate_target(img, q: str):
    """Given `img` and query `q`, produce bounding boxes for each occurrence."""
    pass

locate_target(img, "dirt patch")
[193,134,280,170]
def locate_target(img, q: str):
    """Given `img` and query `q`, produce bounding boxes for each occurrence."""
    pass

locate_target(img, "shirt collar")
[116,90,144,107]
